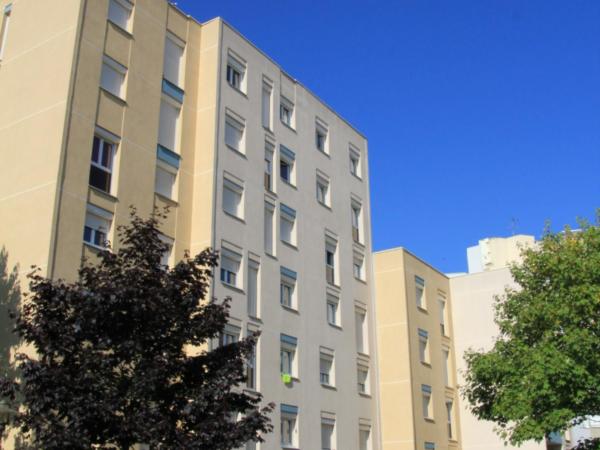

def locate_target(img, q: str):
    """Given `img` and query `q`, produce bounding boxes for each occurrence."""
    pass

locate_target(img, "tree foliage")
[0,210,273,449]
[463,215,600,449]
[0,247,20,380]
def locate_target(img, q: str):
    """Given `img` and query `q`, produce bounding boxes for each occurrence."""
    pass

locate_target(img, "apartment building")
[374,248,462,450]
[0,1,381,449]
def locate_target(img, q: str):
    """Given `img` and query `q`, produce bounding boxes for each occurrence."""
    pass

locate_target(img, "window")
[219,324,240,347]
[315,121,328,153]
[264,202,275,255]
[280,334,297,377]
[280,267,297,309]
[351,200,362,243]
[100,55,126,99]
[264,143,274,191]
[247,259,259,318]
[107,0,132,31]
[158,97,181,152]
[422,384,433,419]
[280,97,294,127]
[159,234,174,267]
[224,113,245,153]
[246,327,257,390]
[446,400,454,439]
[325,238,337,285]
[222,176,244,219]
[226,52,246,92]
[280,204,296,246]
[326,294,339,326]
[439,296,448,336]
[349,145,361,178]
[355,308,368,354]
[262,80,272,129]
[163,32,185,87]
[89,131,117,193]
[419,329,430,364]
[415,276,426,309]
[220,248,241,288]
[359,427,371,450]
[83,204,113,248]
[317,173,330,207]
[443,348,451,386]
[353,252,365,280]
[0,4,12,61]
[280,404,298,447]
[357,364,369,394]
[155,145,180,200]
[321,417,335,450]
[425,443,436,450]
[319,349,334,386]
[279,145,295,185]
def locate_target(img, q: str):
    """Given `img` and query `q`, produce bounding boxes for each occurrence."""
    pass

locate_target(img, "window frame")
[163,31,185,88]
[422,384,433,419]
[107,0,133,32]
[100,55,127,99]
[279,204,297,247]
[222,175,244,219]
[418,328,430,365]
[280,96,294,128]
[280,267,297,310]
[315,120,329,154]
[83,204,113,249]
[416,276,426,310]
[0,4,12,61]
[357,364,369,394]
[158,95,182,153]
[89,129,119,194]
[279,145,296,186]
[220,248,242,289]
[247,259,260,318]
[226,51,246,93]
[319,349,334,387]
[224,112,245,154]
[326,293,340,327]
[349,145,362,178]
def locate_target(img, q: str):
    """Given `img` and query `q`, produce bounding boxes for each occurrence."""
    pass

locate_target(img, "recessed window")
[419,329,430,364]
[155,145,180,200]
[89,131,118,194]
[425,442,436,450]
[280,96,294,128]
[107,0,132,31]
[351,199,363,244]
[321,417,336,450]
[443,348,451,386]
[353,252,365,280]
[280,404,298,447]
[446,400,455,439]
[224,113,245,153]
[83,204,113,249]
[226,52,246,92]
[163,32,185,88]
[222,176,244,219]
[316,173,330,207]
[326,294,340,327]
[264,202,275,256]
[357,364,369,394]
[0,4,12,61]
[325,238,338,286]
[220,248,241,288]
[280,204,296,246]
[247,259,259,318]
[280,266,297,309]
[158,97,181,153]
[219,323,240,347]
[246,326,258,390]
[100,55,126,99]
[355,307,368,354]
[422,384,433,419]
[279,145,295,185]
[416,276,426,309]
[315,121,328,153]
[264,142,274,191]
[319,349,334,386]
[262,80,272,129]
[159,234,174,267]
[439,295,448,335]
[350,145,362,178]
[280,334,297,378]
[359,427,371,450]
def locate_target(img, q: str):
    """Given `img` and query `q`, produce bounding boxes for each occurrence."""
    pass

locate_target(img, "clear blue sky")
[177,0,600,273]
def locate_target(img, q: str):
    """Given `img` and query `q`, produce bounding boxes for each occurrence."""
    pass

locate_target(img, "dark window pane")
[92,136,100,163]
[101,143,113,169]
[89,166,111,192]
[83,226,92,243]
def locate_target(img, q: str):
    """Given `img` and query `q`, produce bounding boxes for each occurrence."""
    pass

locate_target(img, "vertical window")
[83,205,113,248]
[264,142,274,191]
[262,80,272,129]
[224,113,245,153]
[325,238,337,285]
[316,173,330,207]
[425,443,436,450]
[349,145,362,178]
[280,97,294,127]
[359,427,371,450]
[280,404,298,447]
[100,55,126,99]
[319,349,334,386]
[163,32,185,87]
[264,202,275,255]
[351,199,362,243]
[280,204,296,246]
[155,145,180,200]
[279,145,295,185]
[247,259,259,318]
[0,4,12,61]
[89,131,117,194]
[280,267,297,309]
[321,417,335,450]
[446,400,454,439]
[419,329,430,364]
[226,52,246,92]
[159,234,174,267]
[443,348,451,386]
[107,0,132,31]
[158,97,181,152]
[219,324,240,346]
[315,120,328,153]
[280,334,297,377]
[220,248,241,288]
[439,296,448,336]
[222,176,244,219]
[415,276,426,309]
[355,308,368,354]
[326,294,339,326]
[246,327,257,390]
[422,384,433,419]
[353,252,365,280]
[357,364,369,394]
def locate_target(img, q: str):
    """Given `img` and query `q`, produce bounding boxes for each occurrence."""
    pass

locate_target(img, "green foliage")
[463,213,600,449]
[0,210,273,449]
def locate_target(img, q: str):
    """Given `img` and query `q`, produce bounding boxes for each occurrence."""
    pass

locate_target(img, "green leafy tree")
[0,210,273,449]
[463,215,600,449]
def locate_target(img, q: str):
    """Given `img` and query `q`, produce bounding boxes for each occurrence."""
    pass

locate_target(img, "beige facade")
[0,1,380,449]
[374,248,461,450]
[466,235,535,274]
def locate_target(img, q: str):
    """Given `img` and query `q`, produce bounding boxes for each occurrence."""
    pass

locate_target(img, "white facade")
[466,235,534,274]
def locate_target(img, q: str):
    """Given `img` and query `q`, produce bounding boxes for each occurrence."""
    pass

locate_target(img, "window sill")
[318,200,332,211]
[154,192,179,207]
[281,304,299,315]
[281,446,299,450]
[225,144,247,159]
[417,306,429,314]
[263,125,274,135]
[223,210,246,224]
[228,84,248,99]
[358,392,372,398]
[350,172,363,182]
[424,418,435,423]
[89,186,118,203]
[281,240,298,251]
[328,322,342,331]
[221,281,244,294]
[265,252,278,261]
[83,242,109,253]
[357,351,370,359]
[280,120,296,133]
[107,19,133,38]
[248,315,262,324]
[421,361,432,368]
[265,187,278,197]
[280,178,297,190]
[354,276,368,285]
[353,239,366,249]
[99,87,127,106]
[321,383,337,391]
[316,148,331,158]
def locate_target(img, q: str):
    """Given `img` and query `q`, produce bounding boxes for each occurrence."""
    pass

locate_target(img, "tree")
[0,247,20,381]
[463,215,600,450]
[0,210,273,449]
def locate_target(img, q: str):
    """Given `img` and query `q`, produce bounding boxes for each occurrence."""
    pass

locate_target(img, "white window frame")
[280,204,296,247]
[264,201,276,256]
[163,31,185,88]
[262,79,272,129]
[264,142,274,192]
[224,112,245,153]
[355,306,368,354]
[222,175,244,219]
[422,385,433,419]
[220,247,242,289]
[89,128,118,194]
[279,146,295,185]
[315,120,328,154]
[247,258,260,319]
[226,51,246,92]
[416,276,426,309]
[319,348,335,387]
[351,199,363,244]
[83,204,113,249]
[325,237,338,286]
[439,295,448,336]
[220,323,240,347]
[321,416,336,450]
[443,347,451,387]
[280,96,294,128]
[107,0,133,32]
[446,399,454,439]
[280,409,298,448]
[0,4,12,61]
[280,268,297,310]
[326,293,340,327]
[353,252,365,281]
[100,55,127,99]
[357,364,369,394]
[359,426,371,450]
[419,329,430,364]
[159,234,174,268]
[316,172,330,207]
[349,145,362,178]
[246,326,258,390]
[158,95,182,153]
[280,336,297,378]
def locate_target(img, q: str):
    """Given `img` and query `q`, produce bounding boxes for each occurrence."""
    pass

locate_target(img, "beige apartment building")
[374,248,462,450]
[0,1,381,449]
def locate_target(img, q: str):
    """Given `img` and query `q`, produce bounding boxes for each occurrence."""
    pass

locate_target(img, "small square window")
[83,205,113,249]
[280,97,294,128]
[100,55,126,99]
